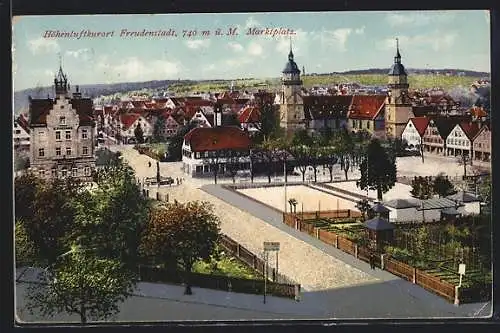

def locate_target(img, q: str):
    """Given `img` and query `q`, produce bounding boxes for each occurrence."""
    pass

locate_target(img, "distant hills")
[14,68,490,115]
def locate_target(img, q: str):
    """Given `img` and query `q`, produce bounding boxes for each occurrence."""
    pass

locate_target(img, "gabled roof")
[417,198,459,210]
[409,117,430,136]
[371,202,390,213]
[458,122,481,140]
[16,114,31,134]
[383,199,420,209]
[184,126,251,152]
[431,118,459,139]
[348,95,386,120]
[238,106,261,124]
[446,191,481,203]
[473,124,491,140]
[303,95,352,120]
[364,217,395,231]
[29,97,95,127]
[120,113,141,130]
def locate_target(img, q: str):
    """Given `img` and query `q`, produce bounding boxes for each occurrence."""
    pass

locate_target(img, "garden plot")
[326,181,414,202]
[238,185,358,212]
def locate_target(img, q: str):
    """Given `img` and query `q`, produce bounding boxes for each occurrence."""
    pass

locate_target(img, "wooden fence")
[218,234,300,293]
[281,213,487,304]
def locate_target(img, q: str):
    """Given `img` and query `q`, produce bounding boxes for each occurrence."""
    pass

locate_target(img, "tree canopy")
[140,201,220,294]
[26,248,136,323]
[357,138,397,201]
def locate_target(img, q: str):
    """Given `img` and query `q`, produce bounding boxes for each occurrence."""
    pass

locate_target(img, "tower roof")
[282,40,301,74]
[388,38,407,76]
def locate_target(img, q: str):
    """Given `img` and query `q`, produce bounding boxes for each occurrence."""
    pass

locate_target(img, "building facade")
[401,117,430,149]
[13,114,31,151]
[472,125,491,161]
[29,66,96,180]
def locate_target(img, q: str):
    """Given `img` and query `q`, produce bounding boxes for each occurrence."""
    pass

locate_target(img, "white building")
[181,126,251,177]
[13,114,31,150]
[447,191,481,215]
[445,122,480,157]
[401,117,430,149]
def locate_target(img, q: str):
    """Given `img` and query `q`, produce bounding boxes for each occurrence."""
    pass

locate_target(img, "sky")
[12,10,490,91]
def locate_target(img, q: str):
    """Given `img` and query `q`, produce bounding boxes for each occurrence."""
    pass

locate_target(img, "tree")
[322,146,339,182]
[134,123,144,144]
[15,219,37,267]
[15,175,81,264]
[258,137,283,183]
[140,201,220,294]
[410,176,434,200]
[72,164,150,267]
[357,138,397,201]
[253,102,281,143]
[432,173,456,197]
[355,199,371,220]
[290,145,310,182]
[152,115,166,143]
[477,175,491,209]
[26,248,136,323]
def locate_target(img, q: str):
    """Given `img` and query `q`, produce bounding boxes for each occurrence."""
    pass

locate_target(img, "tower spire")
[394,38,401,64]
[288,36,294,61]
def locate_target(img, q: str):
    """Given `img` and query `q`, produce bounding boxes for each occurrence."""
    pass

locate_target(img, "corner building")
[28,65,96,180]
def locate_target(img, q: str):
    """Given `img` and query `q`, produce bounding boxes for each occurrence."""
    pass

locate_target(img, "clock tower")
[279,42,304,137]
[385,39,414,139]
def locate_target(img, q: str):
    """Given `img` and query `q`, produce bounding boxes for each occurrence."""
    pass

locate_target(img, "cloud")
[65,48,93,61]
[227,42,244,52]
[275,29,310,54]
[27,37,60,54]
[312,28,354,52]
[245,16,261,29]
[380,31,458,52]
[225,57,253,68]
[354,26,365,35]
[248,42,263,56]
[97,56,182,82]
[385,12,456,27]
[185,39,211,49]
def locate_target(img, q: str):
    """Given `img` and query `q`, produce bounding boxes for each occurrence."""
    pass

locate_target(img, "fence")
[137,265,297,299]
[281,213,488,304]
[283,210,361,223]
[218,234,300,290]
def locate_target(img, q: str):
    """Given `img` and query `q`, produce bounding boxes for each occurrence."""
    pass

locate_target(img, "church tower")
[385,39,414,139]
[279,40,304,137]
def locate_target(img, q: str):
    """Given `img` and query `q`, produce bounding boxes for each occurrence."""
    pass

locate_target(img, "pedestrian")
[369,253,376,270]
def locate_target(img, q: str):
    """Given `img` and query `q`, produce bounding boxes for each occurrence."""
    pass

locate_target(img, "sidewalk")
[16,267,324,318]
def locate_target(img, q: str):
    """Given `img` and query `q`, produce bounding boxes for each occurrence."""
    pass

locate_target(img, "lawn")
[192,251,263,280]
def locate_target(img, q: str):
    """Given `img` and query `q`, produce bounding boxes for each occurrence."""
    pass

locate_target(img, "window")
[66,147,72,156]
[51,169,57,177]
[82,129,88,139]
[83,146,88,155]
[204,151,209,158]
[39,169,45,177]
[61,169,67,177]
[60,105,64,109]
[38,148,44,157]
[55,147,61,156]
[15,130,21,134]
[195,152,200,159]
[60,117,66,125]
[72,168,78,177]
[84,167,91,176]
[65,131,71,140]
[55,131,61,140]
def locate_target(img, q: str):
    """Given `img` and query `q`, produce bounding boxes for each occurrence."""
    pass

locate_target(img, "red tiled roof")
[121,113,140,130]
[217,98,235,105]
[348,95,386,120]
[409,117,430,136]
[469,106,488,118]
[17,114,31,134]
[459,122,481,140]
[184,126,251,152]
[238,106,261,124]
[184,99,213,106]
